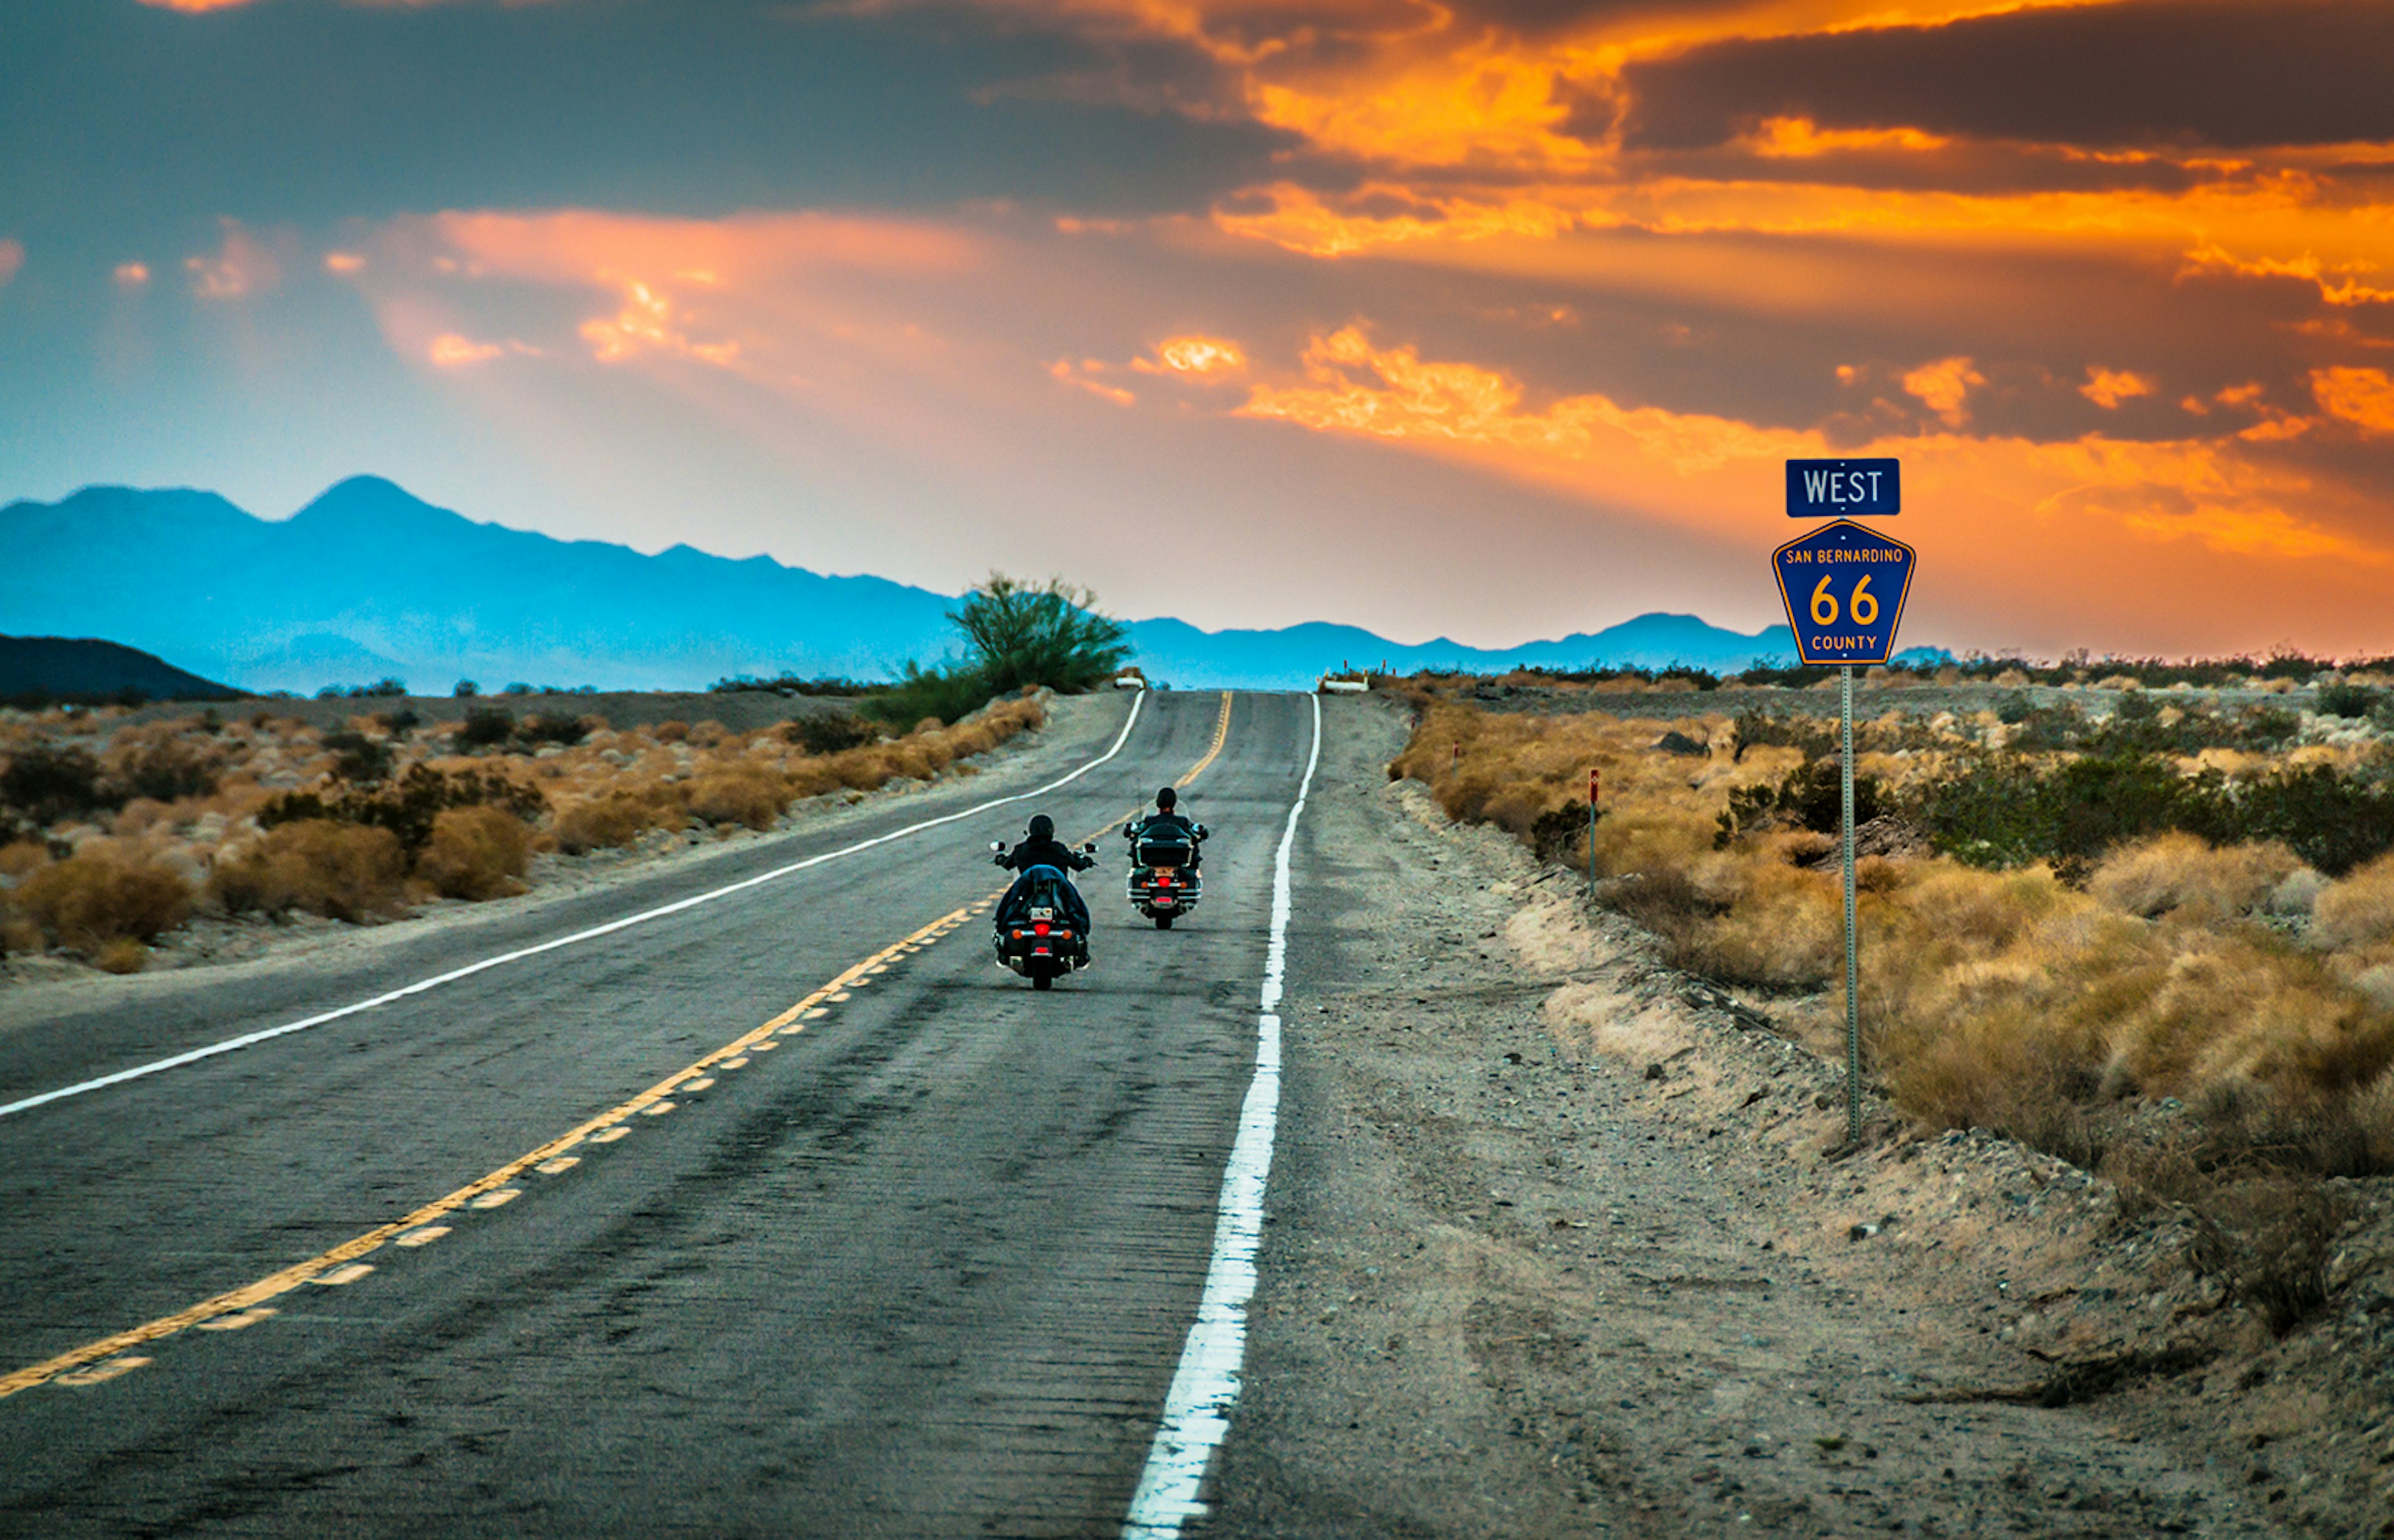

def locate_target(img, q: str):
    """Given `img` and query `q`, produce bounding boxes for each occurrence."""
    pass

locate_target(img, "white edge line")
[1122,689,1321,1539]
[0,692,1150,1122]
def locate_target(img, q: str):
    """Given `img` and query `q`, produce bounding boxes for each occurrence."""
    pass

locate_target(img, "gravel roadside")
[1199,696,2328,1539]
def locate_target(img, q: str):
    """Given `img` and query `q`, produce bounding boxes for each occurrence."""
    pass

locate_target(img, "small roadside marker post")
[1777,470,1913,1145]
[1587,767,1601,890]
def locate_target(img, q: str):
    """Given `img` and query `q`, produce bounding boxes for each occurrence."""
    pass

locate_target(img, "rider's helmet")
[1027,814,1055,840]
[1155,787,1177,811]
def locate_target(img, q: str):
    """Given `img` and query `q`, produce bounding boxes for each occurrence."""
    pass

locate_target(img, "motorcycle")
[989,840,1098,989]
[1123,821,1206,929]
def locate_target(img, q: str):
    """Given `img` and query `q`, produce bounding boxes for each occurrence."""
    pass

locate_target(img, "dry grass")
[0,693,1051,962]
[2089,832,2300,921]
[208,819,408,922]
[415,806,531,900]
[15,845,195,951]
[1397,689,2394,1190]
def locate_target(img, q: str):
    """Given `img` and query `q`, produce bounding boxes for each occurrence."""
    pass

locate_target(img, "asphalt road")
[0,688,1318,1538]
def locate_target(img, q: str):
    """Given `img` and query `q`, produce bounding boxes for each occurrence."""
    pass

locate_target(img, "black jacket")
[1002,837,1092,874]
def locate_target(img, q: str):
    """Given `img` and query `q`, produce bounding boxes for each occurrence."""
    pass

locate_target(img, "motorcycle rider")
[996,812,1095,934]
[1124,786,1206,870]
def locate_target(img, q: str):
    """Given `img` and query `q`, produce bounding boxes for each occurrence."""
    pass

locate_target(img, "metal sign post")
[1776,494,1915,1146]
[1841,665,1858,1144]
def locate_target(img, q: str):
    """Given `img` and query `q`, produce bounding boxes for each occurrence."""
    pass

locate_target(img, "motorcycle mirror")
[988,840,1004,852]
[1083,842,1098,853]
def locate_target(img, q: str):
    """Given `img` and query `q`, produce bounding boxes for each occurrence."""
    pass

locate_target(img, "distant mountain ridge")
[0,478,1806,692]
[0,635,237,703]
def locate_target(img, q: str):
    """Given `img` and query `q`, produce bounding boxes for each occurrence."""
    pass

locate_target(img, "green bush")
[1912,751,2394,877]
[784,711,880,755]
[2315,682,2380,719]
[856,663,998,729]
[948,574,1128,694]
[1717,760,1885,845]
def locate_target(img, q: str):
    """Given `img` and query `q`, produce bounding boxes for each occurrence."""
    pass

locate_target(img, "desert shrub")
[320,729,393,784]
[1716,759,1884,845]
[375,708,421,736]
[856,663,996,729]
[457,708,516,749]
[209,819,408,922]
[259,764,546,854]
[1530,801,1592,864]
[2185,1177,2350,1335]
[108,736,223,803]
[516,711,590,748]
[785,711,880,756]
[1729,710,1836,761]
[651,719,690,743]
[2233,765,2394,876]
[415,805,531,900]
[16,847,194,950]
[1,745,115,825]
[686,769,787,830]
[2089,833,2299,920]
[94,938,149,974]
[2310,851,2394,951]
[0,839,52,878]
[2315,682,2379,719]
[554,791,686,854]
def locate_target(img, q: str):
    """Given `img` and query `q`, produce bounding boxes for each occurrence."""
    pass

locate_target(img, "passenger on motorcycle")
[996,813,1095,933]
[1123,787,1207,869]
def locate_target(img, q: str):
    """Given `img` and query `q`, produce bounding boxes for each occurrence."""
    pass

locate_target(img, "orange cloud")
[2313,367,2394,435]
[0,241,21,287]
[1233,324,2387,579]
[428,334,504,367]
[113,261,150,289]
[1050,358,1136,406]
[2080,367,2153,409]
[135,0,256,10]
[579,277,740,367]
[1901,357,1983,427]
[324,251,367,275]
[1743,117,1949,158]
[1135,335,1246,377]
[184,221,279,300]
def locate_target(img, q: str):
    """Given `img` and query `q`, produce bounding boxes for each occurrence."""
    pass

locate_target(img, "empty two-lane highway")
[0,689,1317,1538]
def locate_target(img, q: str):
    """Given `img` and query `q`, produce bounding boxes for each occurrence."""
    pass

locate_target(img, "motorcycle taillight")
[1034,921,1051,936]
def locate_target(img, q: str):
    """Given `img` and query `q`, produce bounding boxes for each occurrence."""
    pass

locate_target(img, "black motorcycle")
[1123,820,1206,928]
[990,840,1098,989]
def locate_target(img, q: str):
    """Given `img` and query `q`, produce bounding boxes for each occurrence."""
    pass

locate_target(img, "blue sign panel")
[1774,519,1916,666]
[1786,458,1900,517]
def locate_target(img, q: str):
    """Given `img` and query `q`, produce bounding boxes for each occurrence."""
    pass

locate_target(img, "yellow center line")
[0,905,971,1401]
[1174,691,1233,790]
[7,690,1245,1401]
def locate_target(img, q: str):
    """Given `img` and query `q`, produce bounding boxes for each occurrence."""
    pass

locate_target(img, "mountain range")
[0,478,1812,693]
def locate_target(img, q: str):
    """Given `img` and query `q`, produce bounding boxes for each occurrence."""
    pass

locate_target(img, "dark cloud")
[1620,0,2394,151]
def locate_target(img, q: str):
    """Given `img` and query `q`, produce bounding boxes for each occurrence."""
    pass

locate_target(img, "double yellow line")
[2,690,1241,1403]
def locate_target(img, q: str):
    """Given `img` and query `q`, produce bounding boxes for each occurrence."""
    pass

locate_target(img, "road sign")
[1786,458,1900,517]
[1772,519,1916,666]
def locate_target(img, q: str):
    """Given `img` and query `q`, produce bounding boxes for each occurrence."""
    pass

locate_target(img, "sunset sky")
[6,0,2393,657]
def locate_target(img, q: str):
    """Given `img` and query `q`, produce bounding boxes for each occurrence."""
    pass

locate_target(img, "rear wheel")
[1031,961,1055,989]
[1154,914,1174,929]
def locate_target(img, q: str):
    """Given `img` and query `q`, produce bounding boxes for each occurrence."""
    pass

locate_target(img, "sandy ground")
[1201,698,2393,1539]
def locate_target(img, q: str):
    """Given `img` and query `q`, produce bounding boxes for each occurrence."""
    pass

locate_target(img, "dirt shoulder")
[1202,697,2392,1539]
